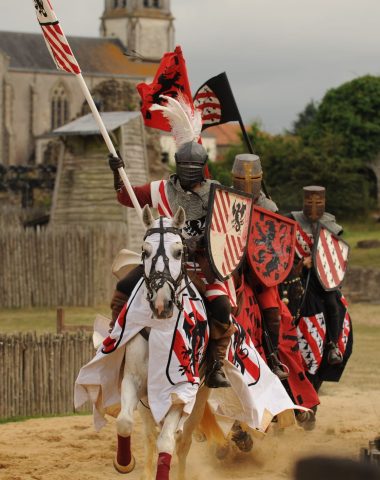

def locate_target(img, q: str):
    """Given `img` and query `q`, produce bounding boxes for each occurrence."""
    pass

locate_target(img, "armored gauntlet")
[108,154,125,191]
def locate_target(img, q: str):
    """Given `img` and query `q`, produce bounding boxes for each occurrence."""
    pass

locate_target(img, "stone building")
[0,0,174,167]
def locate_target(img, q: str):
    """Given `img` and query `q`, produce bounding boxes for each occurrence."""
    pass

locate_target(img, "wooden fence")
[0,332,94,419]
[0,224,131,308]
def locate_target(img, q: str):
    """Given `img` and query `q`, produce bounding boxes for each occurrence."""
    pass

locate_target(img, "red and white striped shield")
[33,0,81,75]
[313,224,350,291]
[205,185,252,281]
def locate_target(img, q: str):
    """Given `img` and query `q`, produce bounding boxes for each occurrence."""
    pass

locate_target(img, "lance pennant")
[33,0,81,75]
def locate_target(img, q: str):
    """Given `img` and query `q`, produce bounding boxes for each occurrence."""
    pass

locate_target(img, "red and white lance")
[32,0,143,223]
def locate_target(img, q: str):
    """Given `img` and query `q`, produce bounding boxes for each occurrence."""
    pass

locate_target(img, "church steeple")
[101,0,175,62]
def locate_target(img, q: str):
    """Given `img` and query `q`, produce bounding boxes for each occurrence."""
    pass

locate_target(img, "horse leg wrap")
[156,452,172,480]
[113,435,135,474]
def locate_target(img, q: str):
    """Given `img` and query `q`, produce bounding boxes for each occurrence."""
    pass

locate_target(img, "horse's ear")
[142,204,155,229]
[172,207,186,230]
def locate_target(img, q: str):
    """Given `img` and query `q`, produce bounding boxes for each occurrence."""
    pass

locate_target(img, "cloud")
[1,0,380,132]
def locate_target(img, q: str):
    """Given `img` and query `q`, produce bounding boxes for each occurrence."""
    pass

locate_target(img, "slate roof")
[0,31,158,77]
[52,111,140,136]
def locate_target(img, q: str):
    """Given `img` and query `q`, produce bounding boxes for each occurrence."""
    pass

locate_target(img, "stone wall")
[343,267,380,303]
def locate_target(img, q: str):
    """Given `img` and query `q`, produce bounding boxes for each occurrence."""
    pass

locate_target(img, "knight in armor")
[108,95,236,389]
[231,153,289,380]
[287,186,344,365]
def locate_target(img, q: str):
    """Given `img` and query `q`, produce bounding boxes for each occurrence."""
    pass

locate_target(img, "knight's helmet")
[175,142,208,190]
[303,185,326,222]
[150,94,207,190]
[232,153,263,198]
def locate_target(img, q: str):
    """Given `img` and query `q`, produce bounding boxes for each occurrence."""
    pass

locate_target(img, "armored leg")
[324,292,343,365]
[262,307,289,380]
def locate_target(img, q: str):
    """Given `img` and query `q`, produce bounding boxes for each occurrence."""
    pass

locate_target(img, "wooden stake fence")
[0,224,130,308]
[0,332,94,420]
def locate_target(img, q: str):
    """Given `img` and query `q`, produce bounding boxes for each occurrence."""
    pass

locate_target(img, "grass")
[341,220,380,268]
[0,411,90,425]
[0,305,109,334]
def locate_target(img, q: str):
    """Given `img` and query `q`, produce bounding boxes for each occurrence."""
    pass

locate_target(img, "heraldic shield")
[205,185,252,281]
[248,206,297,287]
[312,224,350,291]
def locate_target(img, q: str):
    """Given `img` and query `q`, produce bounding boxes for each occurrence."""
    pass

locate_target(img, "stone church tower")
[101,0,175,61]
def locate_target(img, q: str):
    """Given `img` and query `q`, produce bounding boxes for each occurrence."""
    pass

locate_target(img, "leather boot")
[263,308,289,381]
[268,350,289,381]
[205,320,236,388]
[327,342,343,365]
[109,290,129,332]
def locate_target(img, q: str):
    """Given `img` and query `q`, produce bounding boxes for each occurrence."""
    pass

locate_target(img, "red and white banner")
[206,185,252,281]
[33,0,81,75]
[313,225,350,291]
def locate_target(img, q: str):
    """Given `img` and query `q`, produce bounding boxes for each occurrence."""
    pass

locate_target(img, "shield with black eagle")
[205,185,253,281]
[248,206,297,287]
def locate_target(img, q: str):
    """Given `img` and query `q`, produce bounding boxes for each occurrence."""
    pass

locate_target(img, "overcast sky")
[1,0,380,133]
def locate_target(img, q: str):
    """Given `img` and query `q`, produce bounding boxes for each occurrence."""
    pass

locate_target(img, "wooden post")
[56,307,65,334]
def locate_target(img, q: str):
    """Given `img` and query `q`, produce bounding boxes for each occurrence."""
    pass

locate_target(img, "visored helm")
[303,185,326,222]
[232,153,262,199]
[175,141,208,190]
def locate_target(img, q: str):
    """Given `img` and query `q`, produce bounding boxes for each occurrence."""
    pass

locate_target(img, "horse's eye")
[142,242,152,259]
[171,244,183,260]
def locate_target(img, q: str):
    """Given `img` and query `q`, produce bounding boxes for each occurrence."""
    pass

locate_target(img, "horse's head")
[142,205,186,319]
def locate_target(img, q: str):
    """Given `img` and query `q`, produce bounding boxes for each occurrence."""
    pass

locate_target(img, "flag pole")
[223,75,270,198]
[76,75,143,221]
[33,0,143,225]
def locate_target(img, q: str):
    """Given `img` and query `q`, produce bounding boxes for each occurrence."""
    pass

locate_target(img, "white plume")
[150,94,202,148]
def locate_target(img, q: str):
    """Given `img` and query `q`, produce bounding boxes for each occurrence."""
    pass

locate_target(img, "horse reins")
[142,216,186,312]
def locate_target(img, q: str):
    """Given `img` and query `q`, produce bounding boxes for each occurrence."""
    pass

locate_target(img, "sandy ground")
[1,305,379,480]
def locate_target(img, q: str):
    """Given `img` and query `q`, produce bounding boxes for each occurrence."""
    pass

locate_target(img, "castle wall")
[3,70,142,166]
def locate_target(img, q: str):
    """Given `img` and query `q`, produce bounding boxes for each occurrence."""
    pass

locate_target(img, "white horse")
[113,205,219,480]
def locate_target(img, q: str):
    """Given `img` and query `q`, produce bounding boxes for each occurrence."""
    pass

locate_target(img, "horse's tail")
[199,402,226,446]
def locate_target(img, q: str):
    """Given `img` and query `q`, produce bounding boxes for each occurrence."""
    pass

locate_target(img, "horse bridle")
[142,217,186,311]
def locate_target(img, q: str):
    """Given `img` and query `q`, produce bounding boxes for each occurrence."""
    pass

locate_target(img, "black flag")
[193,72,241,131]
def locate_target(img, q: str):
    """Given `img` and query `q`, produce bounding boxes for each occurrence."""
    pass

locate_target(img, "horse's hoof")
[113,455,136,474]
[231,430,254,453]
[296,411,316,431]
[215,442,230,460]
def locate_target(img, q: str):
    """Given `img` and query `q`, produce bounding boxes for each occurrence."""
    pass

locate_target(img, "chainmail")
[256,191,279,213]
[166,175,220,238]
[291,211,343,236]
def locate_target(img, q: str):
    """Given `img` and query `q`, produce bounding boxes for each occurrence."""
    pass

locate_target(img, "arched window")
[51,83,69,130]
[113,0,119,8]
[153,0,160,7]
[122,0,127,6]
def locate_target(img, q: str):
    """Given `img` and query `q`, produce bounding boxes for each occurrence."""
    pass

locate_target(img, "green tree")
[302,75,380,162]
